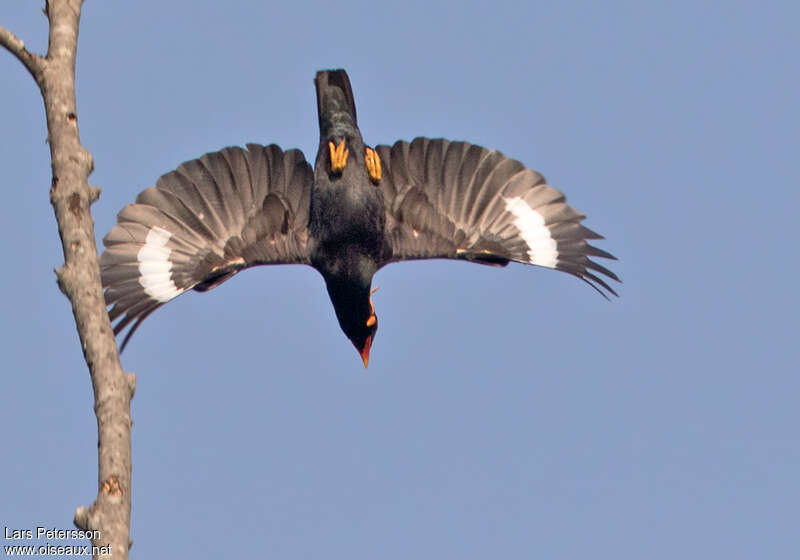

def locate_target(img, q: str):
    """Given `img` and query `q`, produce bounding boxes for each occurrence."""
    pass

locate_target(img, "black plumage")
[101,69,619,366]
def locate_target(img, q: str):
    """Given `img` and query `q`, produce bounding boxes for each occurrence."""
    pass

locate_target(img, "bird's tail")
[315,69,357,131]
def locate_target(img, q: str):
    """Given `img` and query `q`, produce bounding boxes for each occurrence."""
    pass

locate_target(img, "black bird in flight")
[101,69,619,367]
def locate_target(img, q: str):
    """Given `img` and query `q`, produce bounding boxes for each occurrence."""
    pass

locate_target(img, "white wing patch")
[503,196,559,268]
[137,226,183,302]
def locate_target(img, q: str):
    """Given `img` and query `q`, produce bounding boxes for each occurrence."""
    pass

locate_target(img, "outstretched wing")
[101,144,313,350]
[375,138,619,296]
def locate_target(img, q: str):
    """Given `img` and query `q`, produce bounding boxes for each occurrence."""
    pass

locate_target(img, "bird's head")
[348,301,378,369]
[324,274,379,368]
[342,286,379,368]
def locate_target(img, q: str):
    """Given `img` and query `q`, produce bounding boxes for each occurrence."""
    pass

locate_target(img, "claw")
[365,147,382,184]
[328,140,348,173]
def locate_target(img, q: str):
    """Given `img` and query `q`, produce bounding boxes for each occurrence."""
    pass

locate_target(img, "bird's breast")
[308,178,387,276]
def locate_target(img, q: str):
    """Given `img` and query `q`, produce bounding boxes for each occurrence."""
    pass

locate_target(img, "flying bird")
[100,69,619,367]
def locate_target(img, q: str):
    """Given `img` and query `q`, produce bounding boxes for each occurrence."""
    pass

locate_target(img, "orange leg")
[328,140,349,173]
[365,147,382,184]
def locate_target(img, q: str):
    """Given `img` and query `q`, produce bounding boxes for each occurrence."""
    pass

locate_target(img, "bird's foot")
[328,140,349,173]
[365,147,382,184]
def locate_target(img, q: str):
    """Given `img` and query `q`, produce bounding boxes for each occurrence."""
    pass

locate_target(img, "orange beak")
[359,335,373,368]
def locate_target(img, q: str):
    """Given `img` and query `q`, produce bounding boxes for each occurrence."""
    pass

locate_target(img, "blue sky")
[1,1,797,558]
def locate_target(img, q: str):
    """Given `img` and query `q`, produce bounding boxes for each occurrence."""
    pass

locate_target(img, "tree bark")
[1,2,133,558]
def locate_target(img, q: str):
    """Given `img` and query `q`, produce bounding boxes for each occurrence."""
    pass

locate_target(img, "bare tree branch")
[0,25,45,82]
[3,1,133,558]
